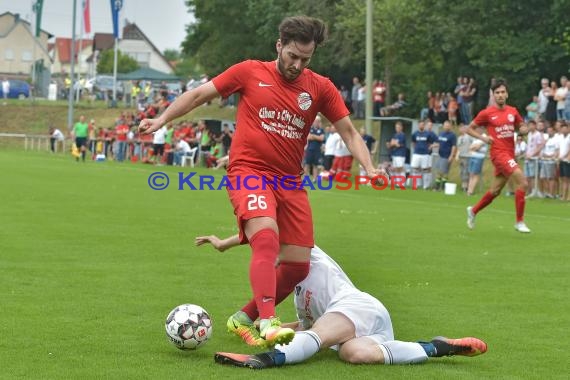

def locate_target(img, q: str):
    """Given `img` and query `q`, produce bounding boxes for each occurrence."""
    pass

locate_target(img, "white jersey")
[294,246,355,329]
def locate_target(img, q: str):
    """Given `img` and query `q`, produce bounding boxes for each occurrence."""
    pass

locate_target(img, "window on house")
[4,49,14,60]
[22,50,33,61]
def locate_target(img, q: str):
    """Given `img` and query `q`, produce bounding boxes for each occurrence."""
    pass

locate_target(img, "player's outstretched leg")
[422,337,487,357]
[226,311,263,346]
[214,350,285,369]
[259,317,295,348]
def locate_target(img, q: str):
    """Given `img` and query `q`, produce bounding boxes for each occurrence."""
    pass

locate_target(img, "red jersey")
[472,105,523,157]
[212,60,349,178]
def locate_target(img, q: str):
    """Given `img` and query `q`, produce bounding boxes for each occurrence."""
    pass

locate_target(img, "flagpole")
[31,1,36,101]
[76,0,85,103]
[68,0,77,130]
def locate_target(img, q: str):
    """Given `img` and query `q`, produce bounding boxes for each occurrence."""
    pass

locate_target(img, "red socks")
[515,189,526,222]
[241,260,310,321]
[472,191,497,214]
[248,229,280,319]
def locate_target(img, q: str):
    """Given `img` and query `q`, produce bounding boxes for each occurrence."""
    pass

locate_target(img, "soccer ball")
[165,304,213,350]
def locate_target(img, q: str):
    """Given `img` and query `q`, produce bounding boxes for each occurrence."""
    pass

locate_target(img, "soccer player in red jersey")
[138,16,379,347]
[465,79,530,233]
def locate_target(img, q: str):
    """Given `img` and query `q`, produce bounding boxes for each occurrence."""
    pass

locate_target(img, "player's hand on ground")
[195,235,227,252]
[138,118,162,135]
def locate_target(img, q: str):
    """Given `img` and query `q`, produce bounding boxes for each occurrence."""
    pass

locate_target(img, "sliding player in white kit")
[195,234,487,369]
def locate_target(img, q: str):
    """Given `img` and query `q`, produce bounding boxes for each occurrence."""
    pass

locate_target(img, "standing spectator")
[329,132,353,178]
[455,125,473,193]
[357,82,366,119]
[538,78,551,120]
[358,127,377,177]
[304,115,325,181]
[565,79,570,121]
[433,121,457,190]
[460,77,475,124]
[558,123,570,201]
[555,76,568,121]
[152,125,167,165]
[487,77,497,107]
[386,121,406,179]
[221,123,233,156]
[49,126,65,153]
[339,85,349,110]
[73,115,88,162]
[524,120,545,196]
[447,95,459,125]
[540,125,560,198]
[115,120,130,162]
[411,120,437,190]
[206,140,224,168]
[322,124,338,173]
[2,77,9,104]
[545,81,558,123]
[525,96,539,122]
[351,77,362,118]
[123,80,133,108]
[467,127,488,196]
[88,119,97,157]
[372,80,386,117]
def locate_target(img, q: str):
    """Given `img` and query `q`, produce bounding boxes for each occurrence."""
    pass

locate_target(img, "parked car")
[0,79,30,99]
[84,75,124,100]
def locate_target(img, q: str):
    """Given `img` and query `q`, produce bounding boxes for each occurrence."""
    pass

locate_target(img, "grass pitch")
[1,150,568,379]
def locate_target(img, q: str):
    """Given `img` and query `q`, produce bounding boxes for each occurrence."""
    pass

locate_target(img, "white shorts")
[392,156,405,168]
[411,154,431,169]
[326,289,394,345]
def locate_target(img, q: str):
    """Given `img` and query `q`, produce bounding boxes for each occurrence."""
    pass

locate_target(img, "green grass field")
[1,150,568,379]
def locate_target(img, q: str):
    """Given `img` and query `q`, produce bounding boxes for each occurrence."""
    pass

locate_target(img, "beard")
[277,52,301,82]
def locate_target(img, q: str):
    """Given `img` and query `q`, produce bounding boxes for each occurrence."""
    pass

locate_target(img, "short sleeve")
[472,109,488,127]
[211,60,250,98]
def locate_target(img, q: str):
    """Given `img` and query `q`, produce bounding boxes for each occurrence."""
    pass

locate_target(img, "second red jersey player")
[465,79,530,233]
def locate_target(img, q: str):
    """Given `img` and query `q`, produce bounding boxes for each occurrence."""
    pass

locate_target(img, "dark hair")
[491,78,508,92]
[279,16,328,47]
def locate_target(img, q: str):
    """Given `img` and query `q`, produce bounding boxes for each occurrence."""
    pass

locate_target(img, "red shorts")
[332,156,353,172]
[491,152,519,177]
[226,169,314,247]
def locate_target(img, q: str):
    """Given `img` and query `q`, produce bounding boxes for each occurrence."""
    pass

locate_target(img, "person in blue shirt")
[386,121,406,178]
[411,120,437,189]
[434,121,457,190]
[303,115,325,181]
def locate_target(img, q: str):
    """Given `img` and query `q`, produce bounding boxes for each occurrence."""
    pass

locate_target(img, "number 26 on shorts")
[247,194,267,210]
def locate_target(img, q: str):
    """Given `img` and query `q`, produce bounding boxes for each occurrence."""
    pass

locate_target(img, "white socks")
[378,341,428,365]
[275,330,321,364]
[422,173,432,189]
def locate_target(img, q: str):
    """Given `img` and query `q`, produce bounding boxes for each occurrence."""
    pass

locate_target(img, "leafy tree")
[163,49,181,62]
[96,49,139,74]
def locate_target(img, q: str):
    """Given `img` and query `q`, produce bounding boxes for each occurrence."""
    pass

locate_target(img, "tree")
[163,49,181,62]
[96,49,139,74]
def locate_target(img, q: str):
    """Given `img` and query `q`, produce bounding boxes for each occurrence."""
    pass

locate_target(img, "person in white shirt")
[172,136,193,166]
[197,234,487,369]
[558,124,570,201]
[49,126,65,153]
[322,125,338,174]
[555,76,568,121]
[1,78,9,103]
[152,125,167,164]
[329,130,353,178]
[540,126,560,198]
[537,78,551,118]
[524,121,545,196]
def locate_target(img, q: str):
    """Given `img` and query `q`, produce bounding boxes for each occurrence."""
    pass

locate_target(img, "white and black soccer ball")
[165,304,213,350]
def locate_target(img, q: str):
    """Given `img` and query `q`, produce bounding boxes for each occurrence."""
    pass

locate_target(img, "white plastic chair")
[180,147,198,167]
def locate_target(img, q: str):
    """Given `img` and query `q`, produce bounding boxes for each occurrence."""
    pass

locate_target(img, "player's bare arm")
[334,116,377,175]
[138,82,221,135]
[195,234,240,252]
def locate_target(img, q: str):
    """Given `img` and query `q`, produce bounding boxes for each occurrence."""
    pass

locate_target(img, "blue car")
[0,79,31,99]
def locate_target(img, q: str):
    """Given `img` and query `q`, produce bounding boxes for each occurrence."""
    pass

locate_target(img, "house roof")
[93,33,114,52]
[0,11,54,38]
[55,38,93,63]
[118,67,179,81]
